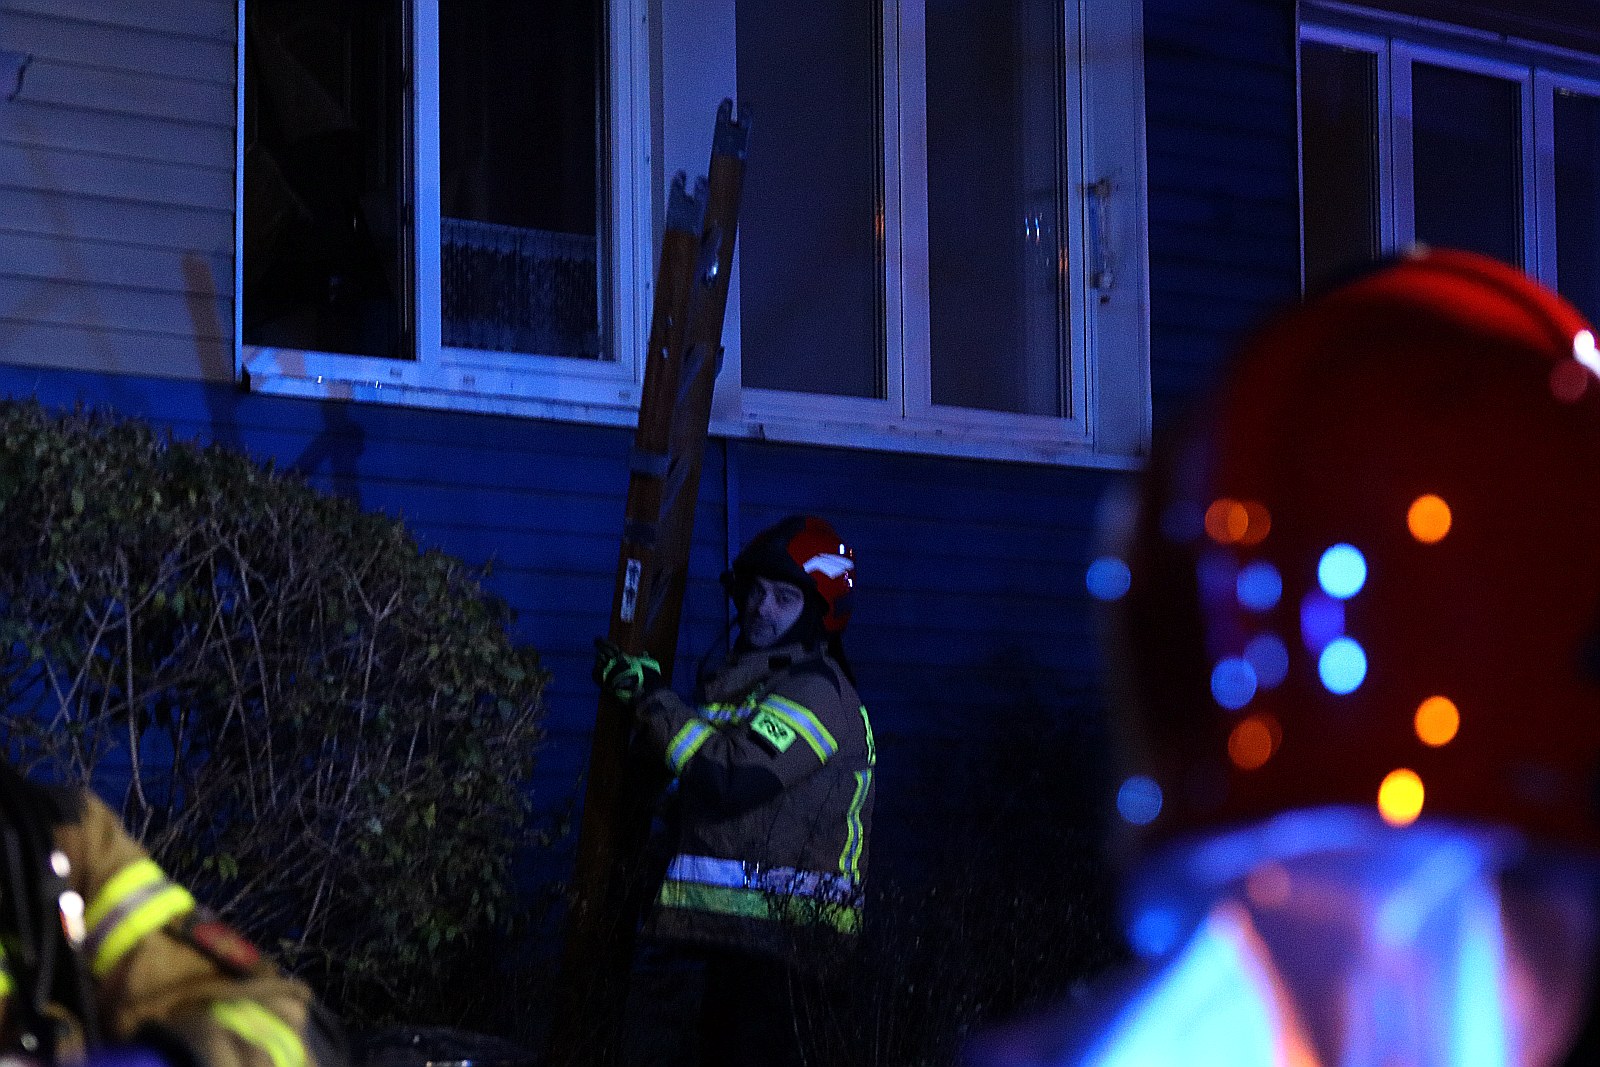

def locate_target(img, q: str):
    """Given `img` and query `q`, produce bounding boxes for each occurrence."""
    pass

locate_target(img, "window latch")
[1086,177,1114,293]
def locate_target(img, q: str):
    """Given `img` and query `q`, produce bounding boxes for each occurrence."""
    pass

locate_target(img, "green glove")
[593,638,664,706]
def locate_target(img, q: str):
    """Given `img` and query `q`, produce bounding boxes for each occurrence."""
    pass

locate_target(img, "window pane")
[926,0,1066,417]
[243,0,407,358]
[736,0,884,398]
[440,0,601,359]
[1556,90,1600,326]
[1301,42,1380,291]
[1412,63,1522,267]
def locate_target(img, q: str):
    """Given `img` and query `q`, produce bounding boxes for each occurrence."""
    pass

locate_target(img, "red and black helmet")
[726,515,856,634]
[1105,249,1600,852]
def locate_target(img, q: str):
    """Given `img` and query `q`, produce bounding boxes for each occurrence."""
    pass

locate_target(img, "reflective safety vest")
[0,783,338,1067]
[639,642,875,961]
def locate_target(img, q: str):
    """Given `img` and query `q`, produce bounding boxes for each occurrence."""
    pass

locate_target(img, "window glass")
[925,0,1067,417]
[736,0,884,398]
[1412,63,1522,267]
[243,0,407,358]
[1301,42,1380,291]
[439,0,602,359]
[1555,90,1600,326]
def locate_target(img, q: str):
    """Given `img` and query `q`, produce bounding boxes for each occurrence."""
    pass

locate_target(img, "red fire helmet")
[1106,249,1600,851]
[727,515,857,634]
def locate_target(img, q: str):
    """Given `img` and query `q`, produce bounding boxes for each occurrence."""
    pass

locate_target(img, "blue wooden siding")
[1144,0,1303,424]
[0,0,1307,893]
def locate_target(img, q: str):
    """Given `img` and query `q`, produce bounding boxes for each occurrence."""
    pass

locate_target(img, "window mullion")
[413,0,443,365]
[894,0,930,421]
[1533,71,1559,289]
[1389,42,1416,251]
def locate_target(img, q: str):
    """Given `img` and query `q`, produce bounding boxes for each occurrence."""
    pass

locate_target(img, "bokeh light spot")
[1318,544,1368,599]
[1244,633,1290,689]
[1318,637,1367,695]
[1414,696,1460,747]
[1576,329,1600,375]
[1236,561,1283,612]
[1300,591,1346,655]
[1551,360,1589,404]
[1239,501,1273,546]
[1211,658,1259,710]
[1228,713,1280,771]
[1205,499,1249,545]
[1086,556,1133,602]
[1117,776,1164,826]
[1378,768,1425,827]
[1407,495,1452,544]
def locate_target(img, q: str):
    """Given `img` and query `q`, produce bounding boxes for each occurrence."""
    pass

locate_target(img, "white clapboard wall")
[0,0,235,379]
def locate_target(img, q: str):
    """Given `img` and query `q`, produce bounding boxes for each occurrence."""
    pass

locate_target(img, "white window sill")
[243,353,1144,470]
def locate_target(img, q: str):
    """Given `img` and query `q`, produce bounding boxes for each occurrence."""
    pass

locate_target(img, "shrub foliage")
[0,401,547,1023]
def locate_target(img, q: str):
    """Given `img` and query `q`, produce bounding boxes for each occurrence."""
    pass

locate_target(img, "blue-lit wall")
[0,0,1302,893]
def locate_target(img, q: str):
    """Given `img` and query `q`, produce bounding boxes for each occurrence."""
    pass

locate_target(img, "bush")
[0,401,548,1025]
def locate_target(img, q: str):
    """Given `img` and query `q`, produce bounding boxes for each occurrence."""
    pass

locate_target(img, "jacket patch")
[749,708,797,754]
[183,913,263,975]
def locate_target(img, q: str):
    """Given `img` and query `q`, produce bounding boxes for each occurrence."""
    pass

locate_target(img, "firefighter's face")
[741,577,807,648]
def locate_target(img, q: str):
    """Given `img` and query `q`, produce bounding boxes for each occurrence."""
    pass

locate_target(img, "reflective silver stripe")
[664,853,857,903]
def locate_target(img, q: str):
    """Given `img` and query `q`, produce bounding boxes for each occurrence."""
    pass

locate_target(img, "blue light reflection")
[1086,556,1133,601]
[1118,775,1164,826]
[1211,658,1259,710]
[1319,637,1368,695]
[1318,544,1368,599]
[1236,561,1282,612]
[1244,633,1290,689]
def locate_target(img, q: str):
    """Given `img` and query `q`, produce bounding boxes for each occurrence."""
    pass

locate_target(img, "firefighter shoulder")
[22,784,342,1067]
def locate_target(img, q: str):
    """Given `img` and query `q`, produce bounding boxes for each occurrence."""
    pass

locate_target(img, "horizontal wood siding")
[1143,0,1303,426]
[0,0,1311,897]
[0,2,236,380]
[725,437,1120,874]
[0,361,1131,883]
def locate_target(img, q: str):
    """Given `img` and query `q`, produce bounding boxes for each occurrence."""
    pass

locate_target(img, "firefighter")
[971,249,1600,1065]
[594,514,874,1066]
[0,756,343,1067]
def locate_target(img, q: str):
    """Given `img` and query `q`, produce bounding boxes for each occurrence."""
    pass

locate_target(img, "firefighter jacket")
[0,780,341,1067]
[636,640,875,961]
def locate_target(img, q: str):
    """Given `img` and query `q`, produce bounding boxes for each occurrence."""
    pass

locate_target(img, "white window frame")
[1301,3,1600,295]
[236,0,656,427]
[238,0,1150,470]
[705,0,1149,468]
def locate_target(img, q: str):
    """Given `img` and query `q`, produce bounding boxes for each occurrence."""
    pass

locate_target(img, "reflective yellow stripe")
[758,696,838,761]
[86,858,165,930]
[92,883,195,977]
[0,966,11,997]
[838,769,872,880]
[666,720,716,775]
[657,881,860,934]
[211,1000,307,1067]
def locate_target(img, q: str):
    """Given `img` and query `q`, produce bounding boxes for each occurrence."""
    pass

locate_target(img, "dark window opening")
[1301,42,1380,292]
[926,0,1068,417]
[736,0,885,399]
[440,0,602,359]
[243,0,408,359]
[1412,63,1522,268]
[1556,90,1600,326]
